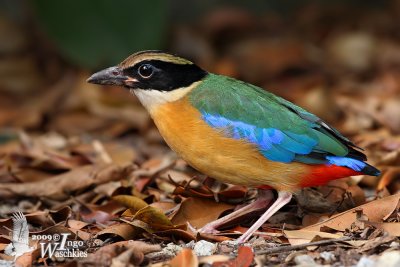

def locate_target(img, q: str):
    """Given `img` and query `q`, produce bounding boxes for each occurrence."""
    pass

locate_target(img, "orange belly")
[149,96,321,192]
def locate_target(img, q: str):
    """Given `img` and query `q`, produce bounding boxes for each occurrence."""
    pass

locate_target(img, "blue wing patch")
[326,156,366,171]
[202,113,318,163]
[202,112,370,172]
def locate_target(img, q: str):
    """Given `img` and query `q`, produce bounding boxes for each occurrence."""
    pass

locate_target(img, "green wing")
[188,74,364,164]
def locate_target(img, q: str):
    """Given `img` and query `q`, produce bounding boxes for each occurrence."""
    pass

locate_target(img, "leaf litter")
[1,2,400,266]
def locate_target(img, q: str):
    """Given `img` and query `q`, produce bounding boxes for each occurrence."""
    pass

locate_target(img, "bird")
[87,50,380,243]
[4,212,34,260]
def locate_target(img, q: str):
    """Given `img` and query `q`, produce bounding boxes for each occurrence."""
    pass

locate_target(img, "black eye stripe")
[122,59,207,91]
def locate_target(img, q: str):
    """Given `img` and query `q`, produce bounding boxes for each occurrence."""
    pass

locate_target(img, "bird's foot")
[236,191,293,243]
[236,232,251,244]
[199,190,275,238]
[198,224,221,235]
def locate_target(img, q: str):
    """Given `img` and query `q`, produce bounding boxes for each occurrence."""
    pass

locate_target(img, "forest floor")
[1,2,400,266]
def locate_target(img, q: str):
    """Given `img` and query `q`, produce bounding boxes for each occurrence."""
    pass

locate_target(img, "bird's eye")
[138,64,154,79]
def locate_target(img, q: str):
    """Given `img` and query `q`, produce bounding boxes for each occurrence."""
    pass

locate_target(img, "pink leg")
[237,191,292,243]
[200,190,274,234]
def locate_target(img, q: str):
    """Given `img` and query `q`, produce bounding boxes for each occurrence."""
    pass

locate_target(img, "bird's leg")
[199,190,274,234]
[237,191,292,244]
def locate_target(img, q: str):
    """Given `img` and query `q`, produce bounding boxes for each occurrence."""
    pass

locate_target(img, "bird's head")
[87,51,207,111]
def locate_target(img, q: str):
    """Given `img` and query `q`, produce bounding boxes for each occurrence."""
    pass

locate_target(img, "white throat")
[131,81,200,113]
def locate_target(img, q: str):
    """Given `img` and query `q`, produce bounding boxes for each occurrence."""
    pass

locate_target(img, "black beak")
[87,66,131,86]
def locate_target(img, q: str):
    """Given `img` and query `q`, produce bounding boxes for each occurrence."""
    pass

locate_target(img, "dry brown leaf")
[0,208,71,235]
[377,167,400,192]
[375,97,400,134]
[103,142,138,165]
[94,181,123,196]
[133,157,176,178]
[171,198,234,229]
[357,235,397,252]
[9,133,87,171]
[71,141,137,166]
[305,193,400,233]
[173,184,215,199]
[218,186,248,203]
[110,247,137,267]
[346,185,366,206]
[157,170,194,194]
[80,209,116,224]
[295,188,334,213]
[85,240,160,266]
[14,249,41,267]
[169,248,198,267]
[153,228,195,242]
[84,84,151,132]
[112,195,148,212]
[96,223,139,240]
[284,230,343,246]
[199,255,231,265]
[150,201,178,214]
[67,219,90,230]
[0,163,134,199]
[378,223,400,236]
[3,168,53,183]
[93,200,127,215]
[212,246,254,267]
[32,224,91,241]
[132,206,175,231]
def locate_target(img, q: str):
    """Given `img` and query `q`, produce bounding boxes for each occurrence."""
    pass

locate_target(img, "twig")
[92,140,112,164]
[255,236,352,255]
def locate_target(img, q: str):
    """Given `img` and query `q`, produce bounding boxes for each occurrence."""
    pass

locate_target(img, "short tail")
[360,162,381,176]
[326,156,380,176]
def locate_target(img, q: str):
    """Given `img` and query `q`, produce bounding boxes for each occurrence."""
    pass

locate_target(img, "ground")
[0,2,400,266]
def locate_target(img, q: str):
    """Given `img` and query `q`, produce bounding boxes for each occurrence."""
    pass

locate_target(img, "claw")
[199,224,221,235]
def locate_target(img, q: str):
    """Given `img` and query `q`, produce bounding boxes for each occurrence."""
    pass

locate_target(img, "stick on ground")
[256,236,352,255]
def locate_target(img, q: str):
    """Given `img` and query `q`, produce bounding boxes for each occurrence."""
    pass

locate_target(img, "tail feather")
[326,156,380,176]
[360,162,381,176]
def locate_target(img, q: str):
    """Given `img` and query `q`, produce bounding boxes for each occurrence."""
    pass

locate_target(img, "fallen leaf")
[169,248,198,267]
[305,193,400,232]
[112,195,148,212]
[0,163,134,199]
[199,255,230,265]
[81,209,115,224]
[284,230,343,245]
[377,167,400,192]
[96,223,139,240]
[153,229,195,242]
[357,235,397,252]
[150,201,178,214]
[213,246,254,267]
[84,240,160,266]
[103,142,138,165]
[94,181,122,197]
[14,249,41,267]
[218,186,248,203]
[133,157,175,178]
[171,198,234,229]
[67,219,90,230]
[31,224,92,241]
[133,206,174,231]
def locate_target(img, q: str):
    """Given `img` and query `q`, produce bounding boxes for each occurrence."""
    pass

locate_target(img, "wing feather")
[189,74,366,164]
